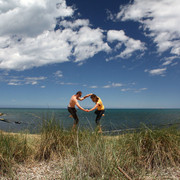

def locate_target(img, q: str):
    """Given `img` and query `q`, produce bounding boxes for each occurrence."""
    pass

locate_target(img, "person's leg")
[68,107,79,130]
[95,110,104,133]
[72,114,79,130]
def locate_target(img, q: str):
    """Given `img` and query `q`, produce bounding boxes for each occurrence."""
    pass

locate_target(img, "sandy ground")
[0,160,179,180]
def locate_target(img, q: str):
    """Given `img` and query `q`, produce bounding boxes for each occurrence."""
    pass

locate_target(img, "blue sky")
[0,0,180,108]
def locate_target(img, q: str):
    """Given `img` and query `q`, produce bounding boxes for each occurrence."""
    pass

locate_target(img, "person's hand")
[85,109,89,112]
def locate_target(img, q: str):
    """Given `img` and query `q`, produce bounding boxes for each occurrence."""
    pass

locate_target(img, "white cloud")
[116,0,180,58]
[145,68,167,76]
[162,56,178,66]
[103,85,111,88]
[134,88,147,93]
[112,83,123,87]
[60,82,78,85]
[59,19,90,29]
[0,27,110,70]
[8,79,22,86]
[0,30,72,70]
[121,88,130,92]
[7,76,47,86]
[54,70,63,78]
[25,76,47,85]
[162,61,173,66]
[0,0,74,37]
[103,82,123,88]
[102,81,147,93]
[73,27,111,62]
[107,30,128,42]
[0,0,75,70]
[171,62,178,66]
[107,30,146,59]
[89,85,98,89]
[121,87,147,93]
[0,1,110,71]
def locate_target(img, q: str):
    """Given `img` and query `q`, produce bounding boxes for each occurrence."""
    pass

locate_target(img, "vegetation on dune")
[0,132,33,176]
[0,116,180,179]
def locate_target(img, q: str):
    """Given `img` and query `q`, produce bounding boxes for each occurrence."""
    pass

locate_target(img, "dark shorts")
[95,110,105,125]
[68,107,79,124]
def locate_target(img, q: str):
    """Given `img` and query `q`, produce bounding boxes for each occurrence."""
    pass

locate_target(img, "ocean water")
[0,108,180,133]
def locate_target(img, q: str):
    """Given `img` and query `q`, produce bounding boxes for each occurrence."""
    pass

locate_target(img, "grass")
[0,116,180,179]
[0,131,34,176]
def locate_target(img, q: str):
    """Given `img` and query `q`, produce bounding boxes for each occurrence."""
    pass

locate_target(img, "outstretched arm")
[78,93,93,101]
[87,104,98,112]
[76,102,88,112]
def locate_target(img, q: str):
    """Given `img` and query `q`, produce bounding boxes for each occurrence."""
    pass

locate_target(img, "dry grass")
[0,118,179,179]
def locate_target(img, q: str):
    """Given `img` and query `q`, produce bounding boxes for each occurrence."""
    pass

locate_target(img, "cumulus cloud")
[107,30,146,59]
[0,0,110,71]
[73,27,111,62]
[59,19,90,29]
[0,27,110,70]
[0,30,72,70]
[0,0,74,37]
[116,0,180,58]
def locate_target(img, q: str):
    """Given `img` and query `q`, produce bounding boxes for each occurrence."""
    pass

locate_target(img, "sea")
[0,108,180,134]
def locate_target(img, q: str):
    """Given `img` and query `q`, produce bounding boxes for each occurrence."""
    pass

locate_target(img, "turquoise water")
[0,108,180,133]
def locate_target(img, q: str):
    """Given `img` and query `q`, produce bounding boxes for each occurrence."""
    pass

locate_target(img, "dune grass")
[0,131,34,176]
[0,116,180,179]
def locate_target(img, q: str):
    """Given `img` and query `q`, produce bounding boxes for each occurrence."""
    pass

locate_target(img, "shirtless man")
[68,91,92,129]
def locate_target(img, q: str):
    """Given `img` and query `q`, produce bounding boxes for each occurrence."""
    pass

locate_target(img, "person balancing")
[68,91,92,130]
[87,94,105,133]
